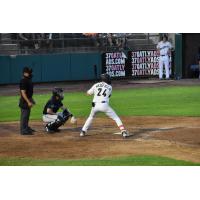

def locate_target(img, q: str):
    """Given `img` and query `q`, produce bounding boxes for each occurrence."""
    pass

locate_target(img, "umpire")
[19,67,35,135]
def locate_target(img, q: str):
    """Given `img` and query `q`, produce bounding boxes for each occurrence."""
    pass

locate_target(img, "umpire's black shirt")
[43,98,63,114]
[19,76,33,109]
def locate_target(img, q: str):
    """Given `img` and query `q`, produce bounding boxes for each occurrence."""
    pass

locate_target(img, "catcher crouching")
[42,87,77,133]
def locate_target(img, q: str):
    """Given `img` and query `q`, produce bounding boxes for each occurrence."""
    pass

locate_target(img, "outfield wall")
[0,53,102,84]
[0,46,179,84]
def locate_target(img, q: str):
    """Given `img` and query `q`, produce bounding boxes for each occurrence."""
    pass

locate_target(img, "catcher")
[42,87,77,133]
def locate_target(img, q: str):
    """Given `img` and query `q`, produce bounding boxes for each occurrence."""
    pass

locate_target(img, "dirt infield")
[0,116,200,163]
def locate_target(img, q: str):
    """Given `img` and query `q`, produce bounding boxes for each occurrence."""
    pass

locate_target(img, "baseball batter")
[157,34,172,80]
[80,74,129,138]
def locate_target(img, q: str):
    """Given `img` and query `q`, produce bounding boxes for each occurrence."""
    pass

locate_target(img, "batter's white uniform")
[82,81,125,133]
[157,41,172,79]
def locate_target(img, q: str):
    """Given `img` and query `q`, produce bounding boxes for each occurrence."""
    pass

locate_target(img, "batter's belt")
[92,101,107,107]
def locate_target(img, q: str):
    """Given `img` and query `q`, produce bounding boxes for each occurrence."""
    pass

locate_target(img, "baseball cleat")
[45,125,55,134]
[121,130,129,138]
[80,131,86,137]
[28,127,36,133]
[21,130,34,135]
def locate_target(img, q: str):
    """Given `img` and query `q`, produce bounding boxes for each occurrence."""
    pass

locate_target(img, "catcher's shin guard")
[45,109,73,132]
[46,117,65,131]
[62,109,72,121]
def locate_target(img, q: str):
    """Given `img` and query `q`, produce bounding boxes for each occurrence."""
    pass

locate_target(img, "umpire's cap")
[23,67,33,74]
[101,73,111,84]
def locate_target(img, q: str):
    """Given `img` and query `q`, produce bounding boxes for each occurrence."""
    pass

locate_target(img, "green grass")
[1,86,200,122]
[1,86,200,166]
[0,155,199,166]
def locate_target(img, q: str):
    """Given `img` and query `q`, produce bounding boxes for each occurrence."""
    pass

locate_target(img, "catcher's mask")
[52,87,64,100]
[100,73,111,84]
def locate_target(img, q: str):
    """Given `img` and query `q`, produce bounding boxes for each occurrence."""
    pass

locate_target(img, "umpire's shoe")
[80,131,86,137]
[121,130,129,138]
[21,130,34,135]
[28,127,36,133]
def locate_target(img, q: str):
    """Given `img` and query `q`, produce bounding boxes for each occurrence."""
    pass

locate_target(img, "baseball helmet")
[101,73,111,84]
[52,87,64,100]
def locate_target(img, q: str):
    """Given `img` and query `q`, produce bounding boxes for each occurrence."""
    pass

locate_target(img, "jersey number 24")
[97,88,107,97]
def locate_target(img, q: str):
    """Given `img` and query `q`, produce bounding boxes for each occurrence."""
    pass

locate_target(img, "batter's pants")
[82,102,124,132]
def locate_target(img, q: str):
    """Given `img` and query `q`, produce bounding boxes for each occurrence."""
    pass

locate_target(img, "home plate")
[113,132,134,137]
[113,132,122,135]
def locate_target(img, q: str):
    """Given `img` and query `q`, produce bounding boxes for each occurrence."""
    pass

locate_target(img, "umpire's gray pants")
[20,108,31,133]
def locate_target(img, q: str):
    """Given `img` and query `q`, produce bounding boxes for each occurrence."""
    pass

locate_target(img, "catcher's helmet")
[52,87,64,100]
[100,73,111,84]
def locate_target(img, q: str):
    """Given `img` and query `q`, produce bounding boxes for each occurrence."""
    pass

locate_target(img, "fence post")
[174,33,183,79]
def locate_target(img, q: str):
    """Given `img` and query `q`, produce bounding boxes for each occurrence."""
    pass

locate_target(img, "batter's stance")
[80,74,129,138]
